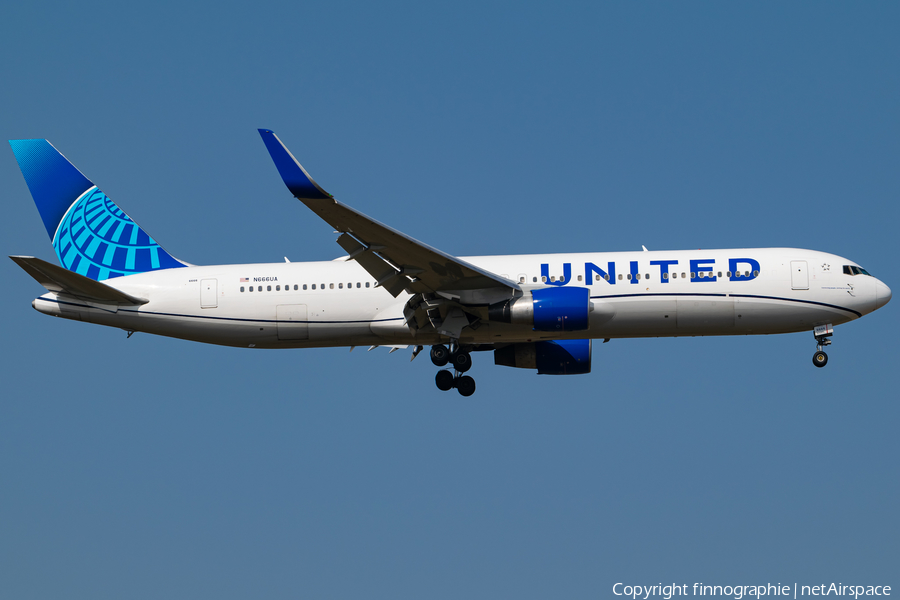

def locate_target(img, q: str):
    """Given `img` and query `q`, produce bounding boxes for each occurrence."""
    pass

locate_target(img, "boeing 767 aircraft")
[9,130,892,395]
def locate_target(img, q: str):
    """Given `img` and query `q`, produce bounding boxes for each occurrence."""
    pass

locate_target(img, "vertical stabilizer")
[9,139,186,281]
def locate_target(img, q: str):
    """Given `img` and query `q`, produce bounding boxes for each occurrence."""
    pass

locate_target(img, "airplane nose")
[875,279,892,310]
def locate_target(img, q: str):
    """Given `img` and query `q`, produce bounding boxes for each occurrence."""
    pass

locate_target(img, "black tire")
[435,370,454,391]
[812,351,828,368]
[451,351,472,373]
[430,344,449,367]
[456,376,476,397]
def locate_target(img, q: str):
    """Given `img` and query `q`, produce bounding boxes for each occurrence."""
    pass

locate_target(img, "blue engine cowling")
[494,339,592,375]
[532,287,590,331]
[488,287,591,332]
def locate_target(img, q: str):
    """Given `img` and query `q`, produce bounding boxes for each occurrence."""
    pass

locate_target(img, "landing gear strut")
[812,324,833,368]
[432,343,476,395]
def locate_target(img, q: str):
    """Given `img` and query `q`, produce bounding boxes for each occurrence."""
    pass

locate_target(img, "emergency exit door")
[200,279,218,308]
[790,261,808,290]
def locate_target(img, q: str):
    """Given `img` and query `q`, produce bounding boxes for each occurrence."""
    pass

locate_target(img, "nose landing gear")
[812,324,833,368]
[812,351,828,367]
[431,343,476,395]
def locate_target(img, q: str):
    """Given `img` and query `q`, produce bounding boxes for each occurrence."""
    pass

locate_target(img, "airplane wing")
[258,129,520,300]
[10,255,148,305]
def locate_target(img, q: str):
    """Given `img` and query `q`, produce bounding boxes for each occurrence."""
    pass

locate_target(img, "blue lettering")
[729,258,760,281]
[690,259,716,282]
[585,262,616,285]
[540,263,571,286]
[629,261,639,284]
[650,260,678,283]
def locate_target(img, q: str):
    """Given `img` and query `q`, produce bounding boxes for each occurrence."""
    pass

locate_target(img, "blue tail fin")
[9,139,186,281]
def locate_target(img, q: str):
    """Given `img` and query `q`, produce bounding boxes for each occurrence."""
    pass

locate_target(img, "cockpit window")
[843,265,871,276]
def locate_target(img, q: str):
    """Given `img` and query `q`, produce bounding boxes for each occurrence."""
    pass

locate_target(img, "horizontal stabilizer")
[10,255,148,305]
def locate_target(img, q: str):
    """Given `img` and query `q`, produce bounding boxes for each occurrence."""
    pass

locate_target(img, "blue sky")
[1,2,897,598]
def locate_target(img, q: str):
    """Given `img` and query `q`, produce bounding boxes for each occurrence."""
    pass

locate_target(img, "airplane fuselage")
[32,247,887,349]
[11,132,891,394]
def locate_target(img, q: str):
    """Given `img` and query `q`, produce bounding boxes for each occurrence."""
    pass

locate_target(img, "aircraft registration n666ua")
[9,130,892,396]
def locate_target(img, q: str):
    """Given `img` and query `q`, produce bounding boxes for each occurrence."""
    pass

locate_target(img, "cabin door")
[790,261,809,290]
[200,279,218,308]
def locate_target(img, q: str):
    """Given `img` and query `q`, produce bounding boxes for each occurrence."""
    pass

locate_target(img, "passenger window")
[366,282,370,288]
[550,276,556,282]
[267,285,271,291]
[249,286,253,292]
[312,284,316,290]
[257,286,262,292]
[744,271,750,277]
[753,270,759,277]
[618,274,623,280]
[542,276,547,282]
[240,286,245,292]
[663,273,668,280]
[727,271,732,278]
[276,285,281,291]
[339,283,343,289]
[533,277,537,282]
[348,283,352,289]
[645,274,649,279]
[577,275,583,282]
[690,273,696,279]
[682,273,686,278]
[636,274,640,280]
[303,284,307,290]
[330,283,334,289]
[604,274,610,281]
[294,285,298,290]
[717,272,722,278]
[357,282,361,288]
[520,277,525,283]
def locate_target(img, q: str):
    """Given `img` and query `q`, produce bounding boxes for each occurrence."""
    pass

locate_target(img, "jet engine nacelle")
[494,339,592,374]
[488,287,591,331]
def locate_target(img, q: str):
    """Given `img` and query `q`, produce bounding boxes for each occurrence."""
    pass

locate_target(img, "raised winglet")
[258,129,331,200]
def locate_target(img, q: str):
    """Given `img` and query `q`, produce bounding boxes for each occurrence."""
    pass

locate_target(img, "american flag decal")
[240,277,249,282]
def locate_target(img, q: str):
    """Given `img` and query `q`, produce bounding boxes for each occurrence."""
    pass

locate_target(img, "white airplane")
[9,130,892,396]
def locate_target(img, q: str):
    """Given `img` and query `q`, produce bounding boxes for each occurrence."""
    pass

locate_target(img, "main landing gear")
[812,324,834,368]
[431,343,476,396]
